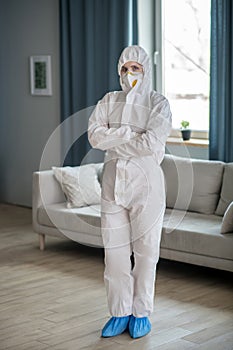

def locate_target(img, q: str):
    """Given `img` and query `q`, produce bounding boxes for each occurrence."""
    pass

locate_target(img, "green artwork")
[35,62,46,89]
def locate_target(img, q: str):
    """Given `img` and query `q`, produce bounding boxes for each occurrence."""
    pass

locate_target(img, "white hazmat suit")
[88,46,172,321]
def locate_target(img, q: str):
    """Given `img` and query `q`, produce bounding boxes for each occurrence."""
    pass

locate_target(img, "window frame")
[153,0,209,140]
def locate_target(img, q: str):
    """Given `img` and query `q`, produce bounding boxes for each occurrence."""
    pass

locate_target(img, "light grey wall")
[166,145,209,160]
[0,0,60,207]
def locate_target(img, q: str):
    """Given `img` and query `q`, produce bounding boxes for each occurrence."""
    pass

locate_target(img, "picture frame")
[30,55,52,96]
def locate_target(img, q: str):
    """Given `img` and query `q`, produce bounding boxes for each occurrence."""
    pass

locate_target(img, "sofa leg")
[39,234,45,251]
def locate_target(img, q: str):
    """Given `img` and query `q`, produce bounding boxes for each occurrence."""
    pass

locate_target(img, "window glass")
[163,0,211,131]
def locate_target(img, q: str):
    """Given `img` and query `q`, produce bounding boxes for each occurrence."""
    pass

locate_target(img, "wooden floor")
[0,203,233,350]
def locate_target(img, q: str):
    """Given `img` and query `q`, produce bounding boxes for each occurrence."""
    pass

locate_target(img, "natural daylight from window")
[163,0,211,132]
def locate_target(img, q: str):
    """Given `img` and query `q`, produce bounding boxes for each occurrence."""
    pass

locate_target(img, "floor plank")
[0,203,232,350]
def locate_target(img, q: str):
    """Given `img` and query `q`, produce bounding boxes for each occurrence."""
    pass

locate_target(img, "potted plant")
[180,120,191,141]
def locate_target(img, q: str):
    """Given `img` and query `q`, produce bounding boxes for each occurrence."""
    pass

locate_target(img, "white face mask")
[121,72,143,90]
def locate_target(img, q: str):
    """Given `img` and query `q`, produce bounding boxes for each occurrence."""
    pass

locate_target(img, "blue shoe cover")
[101,316,130,337]
[129,315,151,339]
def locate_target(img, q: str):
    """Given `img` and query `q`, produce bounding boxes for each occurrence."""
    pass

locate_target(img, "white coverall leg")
[101,159,133,317]
[101,157,165,317]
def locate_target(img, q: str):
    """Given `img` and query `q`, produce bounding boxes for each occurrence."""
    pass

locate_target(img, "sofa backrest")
[161,155,225,215]
[215,162,233,216]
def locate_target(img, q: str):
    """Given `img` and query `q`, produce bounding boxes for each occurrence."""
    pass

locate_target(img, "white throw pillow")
[52,163,102,208]
[221,202,233,234]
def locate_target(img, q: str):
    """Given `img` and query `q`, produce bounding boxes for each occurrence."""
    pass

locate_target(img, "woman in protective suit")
[88,45,172,339]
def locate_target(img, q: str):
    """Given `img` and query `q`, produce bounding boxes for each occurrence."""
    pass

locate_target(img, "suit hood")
[118,45,152,94]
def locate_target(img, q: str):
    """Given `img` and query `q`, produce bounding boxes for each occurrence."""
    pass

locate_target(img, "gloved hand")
[129,315,151,338]
[101,316,130,337]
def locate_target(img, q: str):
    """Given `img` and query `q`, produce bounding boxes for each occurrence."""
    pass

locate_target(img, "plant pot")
[181,129,191,141]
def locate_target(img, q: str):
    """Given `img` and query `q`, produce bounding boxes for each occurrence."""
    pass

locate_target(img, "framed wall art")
[30,55,52,96]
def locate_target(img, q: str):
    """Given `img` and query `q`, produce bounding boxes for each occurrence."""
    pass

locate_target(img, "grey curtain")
[209,0,233,162]
[60,0,138,166]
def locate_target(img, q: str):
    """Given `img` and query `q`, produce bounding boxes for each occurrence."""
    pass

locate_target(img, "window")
[138,0,211,136]
[163,0,211,133]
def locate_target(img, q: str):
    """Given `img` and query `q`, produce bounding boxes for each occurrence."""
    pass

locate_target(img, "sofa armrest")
[32,170,66,231]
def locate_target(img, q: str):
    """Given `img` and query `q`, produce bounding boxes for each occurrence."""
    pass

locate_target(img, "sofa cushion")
[52,163,102,208]
[215,163,233,216]
[38,204,233,261]
[38,202,101,236]
[162,209,233,260]
[221,202,233,234]
[161,155,224,215]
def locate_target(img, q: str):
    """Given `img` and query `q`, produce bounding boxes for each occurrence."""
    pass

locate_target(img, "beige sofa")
[32,155,233,272]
